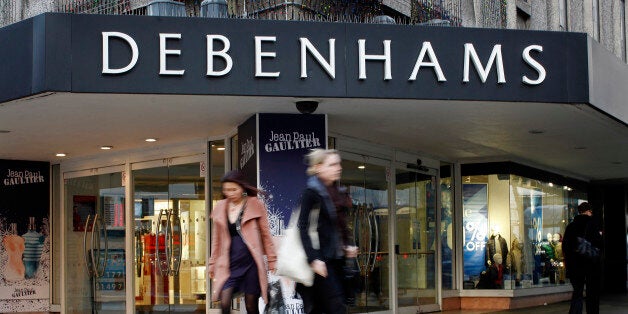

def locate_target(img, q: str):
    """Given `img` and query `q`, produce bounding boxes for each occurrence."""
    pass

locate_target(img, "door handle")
[171,211,182,275]
[370,209,379,272]
[90,214,108,278]
[83,215,94,277]
[156,209,170,276]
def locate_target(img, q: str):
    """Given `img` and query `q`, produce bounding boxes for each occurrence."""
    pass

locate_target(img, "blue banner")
[257,113,326,235]
[462,183,488,280]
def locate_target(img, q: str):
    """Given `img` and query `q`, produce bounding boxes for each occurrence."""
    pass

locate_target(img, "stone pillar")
[530,0,549,31]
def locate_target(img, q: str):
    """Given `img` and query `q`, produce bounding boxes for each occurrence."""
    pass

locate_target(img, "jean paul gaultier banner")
[238,113,327,234]
[0,160,50,312]
[238,113,326,313]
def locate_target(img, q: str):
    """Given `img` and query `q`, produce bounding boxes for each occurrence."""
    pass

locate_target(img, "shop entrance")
[339,152,441,312]
[63,166,127,314]
[341,155,390,312]
[394,168,438,307]
[132,155,206,313]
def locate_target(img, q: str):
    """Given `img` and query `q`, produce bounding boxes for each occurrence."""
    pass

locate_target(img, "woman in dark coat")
[296,149,358,314]
[562,202,603,314]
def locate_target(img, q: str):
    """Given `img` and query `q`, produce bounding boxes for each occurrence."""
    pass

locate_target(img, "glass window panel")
[462,172,586,290]
[64,171,126,314]
[395,170,437,306]
[440,165,454,290]
[342,159,390,312]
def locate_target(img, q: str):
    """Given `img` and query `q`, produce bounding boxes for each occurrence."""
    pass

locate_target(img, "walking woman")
[208,170,277,314]
[297,149,358,314]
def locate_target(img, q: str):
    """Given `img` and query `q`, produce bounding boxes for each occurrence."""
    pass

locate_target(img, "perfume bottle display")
[22,217,45,279]
[3,223,25,282]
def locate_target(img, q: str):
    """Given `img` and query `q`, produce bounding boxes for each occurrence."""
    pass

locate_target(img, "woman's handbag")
[264,280,286,314]
[275,208,316,286]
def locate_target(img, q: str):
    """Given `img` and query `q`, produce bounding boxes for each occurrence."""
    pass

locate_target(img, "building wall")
[2,0,626,64]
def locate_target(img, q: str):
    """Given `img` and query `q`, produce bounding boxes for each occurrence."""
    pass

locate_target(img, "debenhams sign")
[68,15,587,102]
[101,32,545,85]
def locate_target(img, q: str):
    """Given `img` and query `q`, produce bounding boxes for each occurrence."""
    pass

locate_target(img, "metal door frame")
[337,151,442,313]
[60,164,126,314]
[130,153,205,313]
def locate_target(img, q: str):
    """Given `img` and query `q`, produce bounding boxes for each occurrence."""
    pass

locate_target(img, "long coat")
[208,196,277,303]
[562,214,602,279]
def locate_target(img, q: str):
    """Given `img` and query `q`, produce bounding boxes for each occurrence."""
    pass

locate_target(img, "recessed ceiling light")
[56,153,66,157]
[528,129,545,134]
[100,145,113,150]
[358,165,365,169]
[216,147,225,151]
[145,138,157,142]
[0,130,10,133]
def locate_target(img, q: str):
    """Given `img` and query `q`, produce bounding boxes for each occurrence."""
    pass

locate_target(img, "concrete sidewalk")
[439,292,628,314]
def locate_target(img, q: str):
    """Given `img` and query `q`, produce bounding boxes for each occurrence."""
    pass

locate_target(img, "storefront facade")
[0,12,627,313]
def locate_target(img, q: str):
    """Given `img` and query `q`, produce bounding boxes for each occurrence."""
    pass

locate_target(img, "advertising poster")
[462,183,488,281]
[72,195,96,232]
[237,115,258,186]
[523,189,543,284]
[257,113,326,233]
[239,113,325,314]
[0,160,50,312]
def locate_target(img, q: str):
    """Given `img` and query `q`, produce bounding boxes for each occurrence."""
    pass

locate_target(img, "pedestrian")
[562,202,603,314]
[296,148,358,314]
[208,170,277,314]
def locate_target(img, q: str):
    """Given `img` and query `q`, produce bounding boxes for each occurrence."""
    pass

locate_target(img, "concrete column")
[600,0,615,52]
[506,0,517,29]
[569,0,586,33]
[22,0,55,20]
[545,0,561,31]
[530,0,549,31]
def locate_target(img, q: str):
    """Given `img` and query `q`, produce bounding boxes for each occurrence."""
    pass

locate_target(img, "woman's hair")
[220,170,259,197]
[305,148,339,176]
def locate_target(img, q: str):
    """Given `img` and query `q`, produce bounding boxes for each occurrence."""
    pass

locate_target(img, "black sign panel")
[2,13,590,103]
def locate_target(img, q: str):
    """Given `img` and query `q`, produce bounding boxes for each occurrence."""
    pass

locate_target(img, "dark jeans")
[297,259,347,314]
[569,266,601,314]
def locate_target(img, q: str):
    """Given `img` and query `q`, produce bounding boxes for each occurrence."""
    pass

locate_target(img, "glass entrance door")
[64,167,127,314]
[132,156,206,313]
[341,157,390,313]
[395,169,438,308]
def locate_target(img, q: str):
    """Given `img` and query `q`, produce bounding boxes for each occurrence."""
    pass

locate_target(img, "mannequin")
[508,236,524,286]
[540,234,556,283]
[551,233,565,283]
[486,227,508,266]
[492,253,504,289]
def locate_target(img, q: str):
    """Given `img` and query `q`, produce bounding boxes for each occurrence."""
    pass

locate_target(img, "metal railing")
[1,0,465,27]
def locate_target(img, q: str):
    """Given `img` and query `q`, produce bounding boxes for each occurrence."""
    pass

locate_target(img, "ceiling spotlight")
[217,147,225,151]
[145,138,157,142]
[358,165,365,169]
[56,153,66,157]
[100,146,113,150]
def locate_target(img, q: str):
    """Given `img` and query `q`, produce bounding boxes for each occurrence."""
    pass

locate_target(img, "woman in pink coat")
[208,170,277,314]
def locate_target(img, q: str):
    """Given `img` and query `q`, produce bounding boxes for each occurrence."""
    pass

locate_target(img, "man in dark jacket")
[562,202,603,314]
